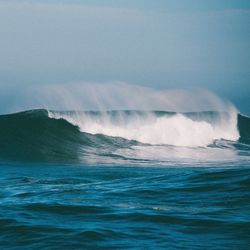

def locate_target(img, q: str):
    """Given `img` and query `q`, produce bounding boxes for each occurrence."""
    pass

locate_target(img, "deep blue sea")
[0,109,250,249]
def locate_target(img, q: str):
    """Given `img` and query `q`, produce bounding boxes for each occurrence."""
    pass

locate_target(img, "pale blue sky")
[4,0,250,11]
[0,0,249,113]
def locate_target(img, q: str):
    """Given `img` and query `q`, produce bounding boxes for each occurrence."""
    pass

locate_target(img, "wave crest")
[0,109,249,164]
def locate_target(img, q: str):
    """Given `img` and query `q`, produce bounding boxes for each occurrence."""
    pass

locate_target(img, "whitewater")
[48,109,239,147]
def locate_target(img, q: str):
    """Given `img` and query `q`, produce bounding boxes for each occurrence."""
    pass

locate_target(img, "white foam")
[49,110,239,147]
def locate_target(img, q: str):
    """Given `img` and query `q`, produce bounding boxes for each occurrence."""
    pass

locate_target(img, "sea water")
[0,109,249,249]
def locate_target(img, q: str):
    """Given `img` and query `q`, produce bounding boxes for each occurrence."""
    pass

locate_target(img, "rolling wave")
[0,109,249,163]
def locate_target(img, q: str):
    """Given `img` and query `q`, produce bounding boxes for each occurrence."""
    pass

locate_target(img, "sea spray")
[1,82,239,114]
[39,82,236,112]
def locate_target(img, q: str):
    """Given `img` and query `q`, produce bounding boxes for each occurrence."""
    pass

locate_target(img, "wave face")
[0,109,249,164]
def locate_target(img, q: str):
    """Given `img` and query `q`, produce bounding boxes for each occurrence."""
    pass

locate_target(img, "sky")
[0,0,249,114]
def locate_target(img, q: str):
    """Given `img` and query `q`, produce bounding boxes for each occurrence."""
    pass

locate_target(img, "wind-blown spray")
[0,82,243,164]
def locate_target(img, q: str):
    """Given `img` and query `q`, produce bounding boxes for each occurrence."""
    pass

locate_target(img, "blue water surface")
[0,162,249,249]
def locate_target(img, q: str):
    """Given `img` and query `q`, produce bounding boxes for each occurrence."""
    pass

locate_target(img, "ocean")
[0,109,250,249]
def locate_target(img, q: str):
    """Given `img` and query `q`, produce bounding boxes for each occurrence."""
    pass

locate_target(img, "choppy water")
[1,163,250,249]
[0,109,250,249]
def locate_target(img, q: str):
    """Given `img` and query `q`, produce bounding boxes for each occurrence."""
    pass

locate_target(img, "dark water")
[1,163,250,249]
[0,110,250,249]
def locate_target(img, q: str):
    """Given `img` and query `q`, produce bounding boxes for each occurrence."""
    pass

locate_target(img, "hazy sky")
[0,0,249,114]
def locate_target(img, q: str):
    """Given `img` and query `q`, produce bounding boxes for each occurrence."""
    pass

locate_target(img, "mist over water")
[44,82,236,112]
[3,82,238,113]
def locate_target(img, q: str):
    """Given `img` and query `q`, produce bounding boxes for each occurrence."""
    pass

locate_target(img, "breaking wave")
[0,109,249,164]
[49,110,239,147]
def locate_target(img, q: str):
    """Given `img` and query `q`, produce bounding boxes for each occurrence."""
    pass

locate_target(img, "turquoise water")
[0,110,250,249]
